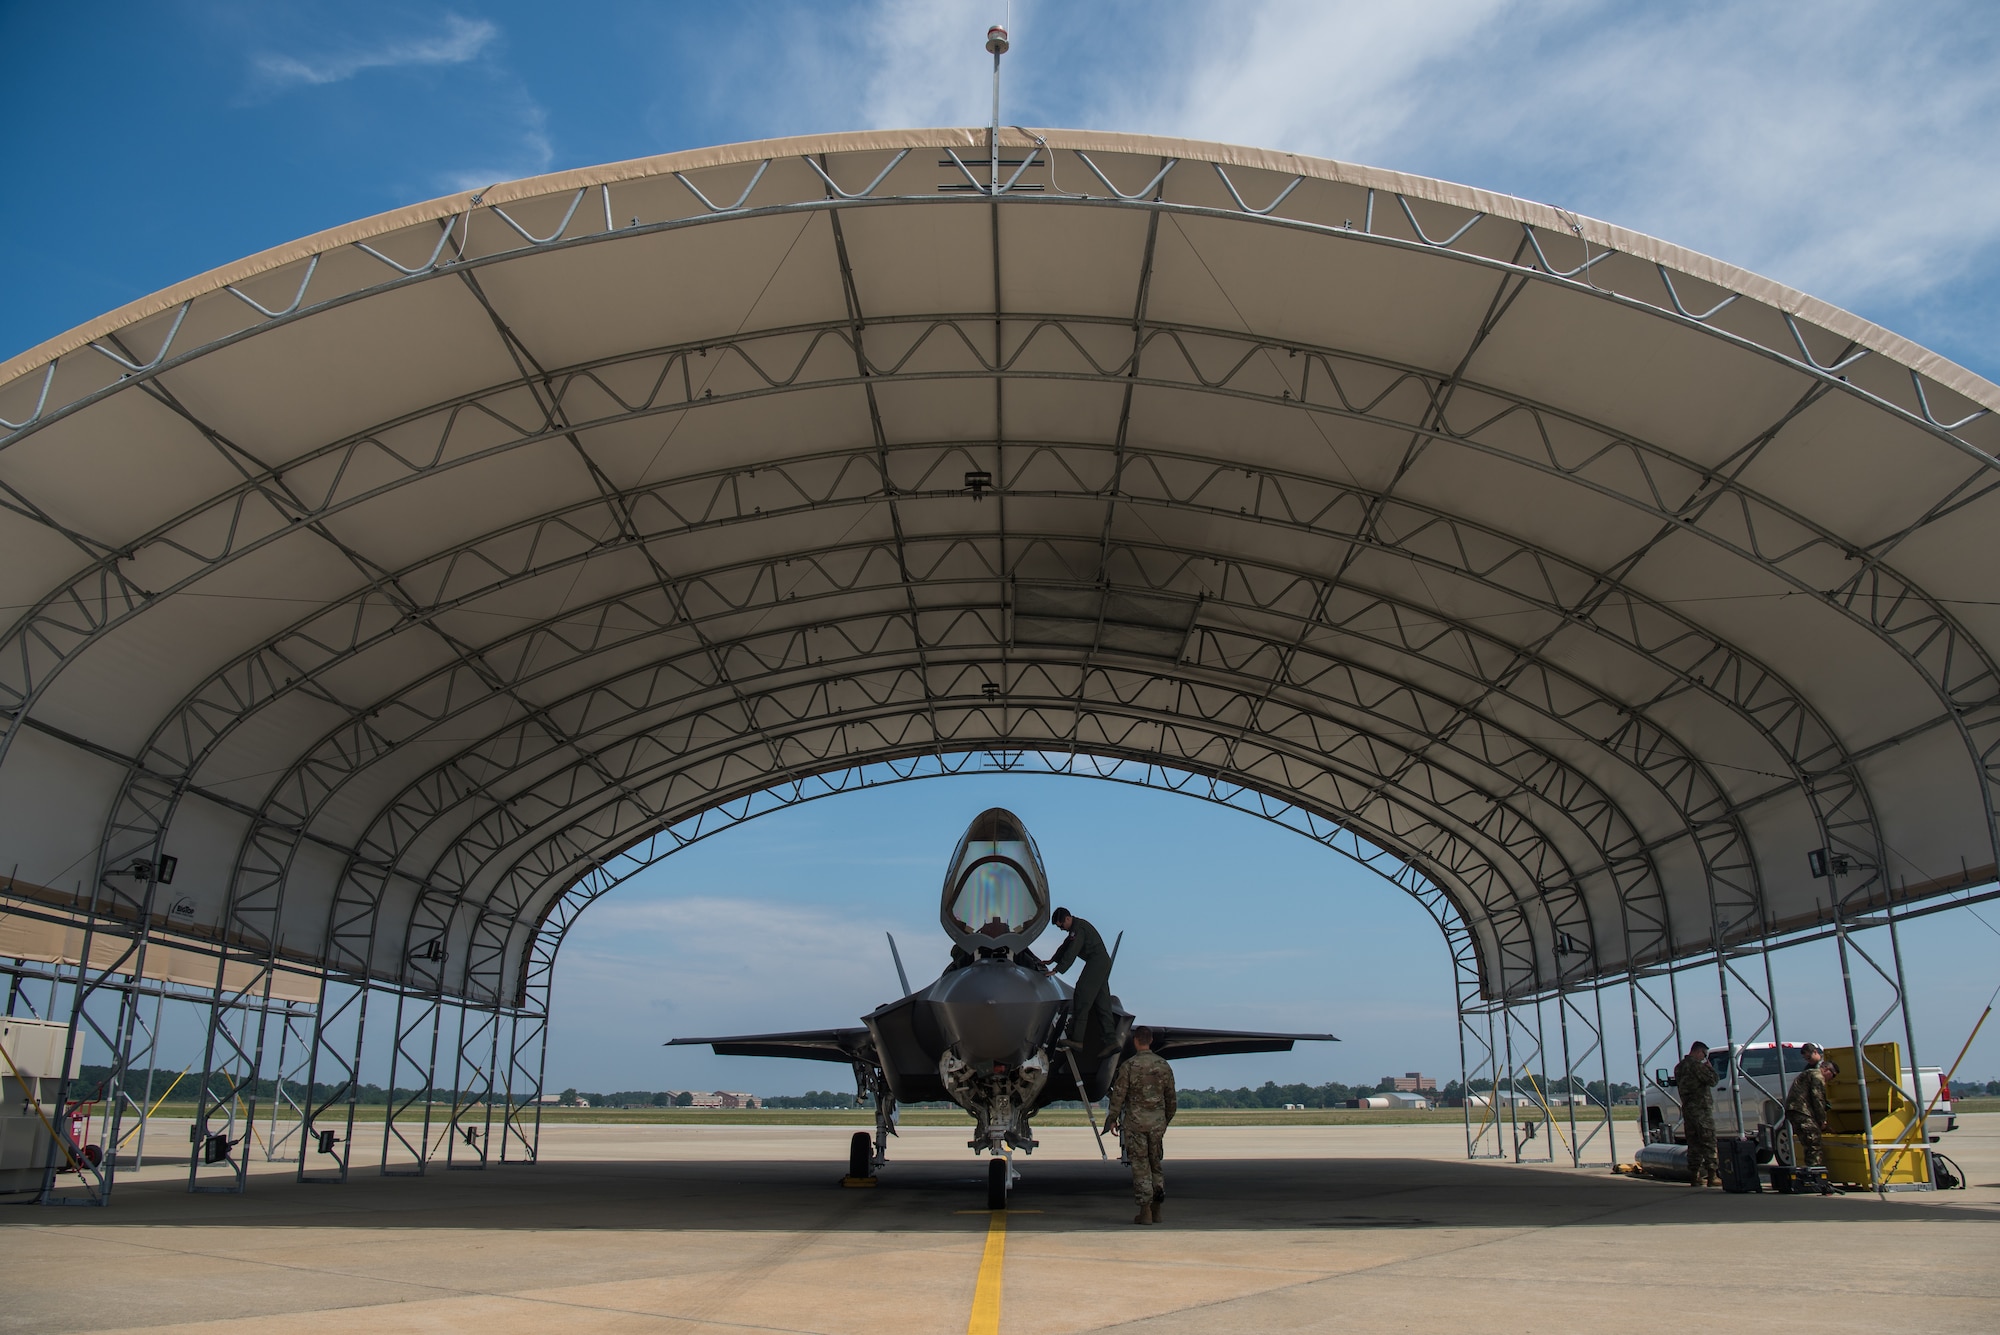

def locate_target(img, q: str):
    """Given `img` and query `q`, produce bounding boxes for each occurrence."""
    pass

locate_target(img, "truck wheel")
[986,1157,1008,1210]
[848,1131,873,1179]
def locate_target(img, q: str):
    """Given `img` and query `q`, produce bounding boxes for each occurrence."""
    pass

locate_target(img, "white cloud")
[435,97,556,193]
[745,0,2000,367]
[252,13,496,90]
[1079,0,2000,346]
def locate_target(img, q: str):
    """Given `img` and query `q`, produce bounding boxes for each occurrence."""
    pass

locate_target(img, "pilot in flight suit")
[1047,908,1114,1052]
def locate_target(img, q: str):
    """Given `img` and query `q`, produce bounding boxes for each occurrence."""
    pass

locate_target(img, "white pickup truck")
[1640,1041,1955,1144]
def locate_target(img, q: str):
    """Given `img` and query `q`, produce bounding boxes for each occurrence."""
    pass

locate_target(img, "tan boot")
[1133,1203,1154,1225]
[1151,1196,1163,1221]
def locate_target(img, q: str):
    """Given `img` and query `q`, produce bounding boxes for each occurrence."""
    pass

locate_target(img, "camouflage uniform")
[1675,1052,1720,1184]
[1105,1050,1176,1220]
[1050,916,1114,1052]
[1785,1066,1830,1169]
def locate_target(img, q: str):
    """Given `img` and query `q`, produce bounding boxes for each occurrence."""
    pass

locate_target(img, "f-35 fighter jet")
[669,807,1336,1205]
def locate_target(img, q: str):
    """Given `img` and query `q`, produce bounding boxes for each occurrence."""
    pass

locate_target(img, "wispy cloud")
[736,0,2000,373]
[252,13,496,91]
[1093,0,2000,361]
[435,96,556,193]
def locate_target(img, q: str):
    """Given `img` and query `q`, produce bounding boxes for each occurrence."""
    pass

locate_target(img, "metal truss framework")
[328,749,1480,1183]
[0,893,323,1205]
[0,132,1995,1203]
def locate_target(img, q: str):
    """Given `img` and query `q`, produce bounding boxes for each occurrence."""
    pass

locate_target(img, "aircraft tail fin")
[886,932,913,996]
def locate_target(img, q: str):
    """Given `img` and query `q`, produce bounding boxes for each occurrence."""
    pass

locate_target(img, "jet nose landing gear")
[986,1157,1009,1210]
[842,1131,878,1187]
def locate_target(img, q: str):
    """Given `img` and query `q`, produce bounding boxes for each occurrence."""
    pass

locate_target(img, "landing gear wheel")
[986,1157,1008,1210]
[848,1131,873,1179]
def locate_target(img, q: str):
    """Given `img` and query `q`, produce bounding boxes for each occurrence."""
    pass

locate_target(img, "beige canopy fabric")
[0,129,1993,1008]
[0,885,322,1005]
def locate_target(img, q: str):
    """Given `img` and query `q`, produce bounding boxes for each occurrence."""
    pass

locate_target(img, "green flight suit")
[1105,1050,1176,1212]
[1050,915,1114,1052]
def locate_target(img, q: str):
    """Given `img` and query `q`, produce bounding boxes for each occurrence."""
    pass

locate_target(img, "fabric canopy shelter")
[0,128,1994,1012]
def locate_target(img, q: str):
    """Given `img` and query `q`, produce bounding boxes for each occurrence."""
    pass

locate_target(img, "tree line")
[58,1065,2000,1112]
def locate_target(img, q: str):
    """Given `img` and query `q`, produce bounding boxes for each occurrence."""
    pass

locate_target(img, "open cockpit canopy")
[940,808,1051,952]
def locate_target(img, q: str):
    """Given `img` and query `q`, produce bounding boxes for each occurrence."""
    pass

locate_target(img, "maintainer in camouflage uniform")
[1786,1052,1837,1181]
[1104,1025,1176,1225]
[1674,1041,1720,1187]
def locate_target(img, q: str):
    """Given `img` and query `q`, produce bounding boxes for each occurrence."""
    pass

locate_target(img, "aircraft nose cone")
[930,960,1064,1066]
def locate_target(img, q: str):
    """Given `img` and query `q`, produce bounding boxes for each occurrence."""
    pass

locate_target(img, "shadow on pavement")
[12,1156,1998,1232]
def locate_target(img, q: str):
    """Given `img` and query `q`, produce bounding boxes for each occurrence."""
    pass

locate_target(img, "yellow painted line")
[966,1208,1007,1335]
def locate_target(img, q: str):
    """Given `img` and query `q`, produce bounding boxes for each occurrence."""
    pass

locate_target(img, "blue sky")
[5,2,1998,1094]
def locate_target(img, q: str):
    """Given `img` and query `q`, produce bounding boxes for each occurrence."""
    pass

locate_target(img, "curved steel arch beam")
[415,640,1622,938]
[365,533,1684,996]
[145,469,1832,1031]
[147,418,1837,927]
[415,665,1609,1003]
[5,155,1988,466]
[433,687,1544,988]
[66,319,1980,993]
[8,309,1983,835]
[31,347,1936,947]
[25,313,1947,897]
[198,491,1800,1003]
[493,735,1510,1007]
[251,546,1710,998]
[199,470,1818,975]
[513,751,1480,1019]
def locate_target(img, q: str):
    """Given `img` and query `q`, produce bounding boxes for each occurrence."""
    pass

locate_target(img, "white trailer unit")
[0,1016,84,1193]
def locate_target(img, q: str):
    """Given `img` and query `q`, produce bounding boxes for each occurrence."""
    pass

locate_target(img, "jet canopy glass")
[940,808,1051,953]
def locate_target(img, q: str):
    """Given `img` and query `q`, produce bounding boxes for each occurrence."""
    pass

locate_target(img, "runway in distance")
[669,807,1336,1204]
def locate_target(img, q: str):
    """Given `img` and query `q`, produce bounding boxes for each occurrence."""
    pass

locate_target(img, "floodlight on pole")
[986,24,1009,192]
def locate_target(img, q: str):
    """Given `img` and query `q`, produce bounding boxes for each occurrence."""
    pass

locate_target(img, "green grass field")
[140,1103,1640,1128]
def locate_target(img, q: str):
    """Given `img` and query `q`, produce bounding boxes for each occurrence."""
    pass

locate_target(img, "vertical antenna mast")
[985,21,1010,193]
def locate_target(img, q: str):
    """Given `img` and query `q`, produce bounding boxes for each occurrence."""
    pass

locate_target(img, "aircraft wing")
[666,1027,872,1064]
[1145,1026,1339,1061]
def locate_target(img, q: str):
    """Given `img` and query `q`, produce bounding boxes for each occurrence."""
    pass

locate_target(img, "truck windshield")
[1736,1048,1807,1080]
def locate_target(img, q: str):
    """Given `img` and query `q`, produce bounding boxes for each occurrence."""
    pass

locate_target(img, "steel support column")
[381,989,444,1176]
[501,1009,548,1164]
[297,981,369,1182]
[1830,874,1934,1193]
[1628,965,1684,1146]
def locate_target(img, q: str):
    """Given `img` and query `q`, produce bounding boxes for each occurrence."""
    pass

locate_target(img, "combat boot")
[1152,1189,1164,1220]
[1133,1203,1154,1225]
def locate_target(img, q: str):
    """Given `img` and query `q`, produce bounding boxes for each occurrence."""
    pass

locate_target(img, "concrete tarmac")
[4,1115,1996,1334]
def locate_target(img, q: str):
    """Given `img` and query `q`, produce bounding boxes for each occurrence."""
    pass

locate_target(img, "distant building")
[535,1094,563,1105]
[1353,1093,1429,1109]
[686,1090,762,1109]
[1462,1091,1534,1108]
[1388,1072,1437,1092]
